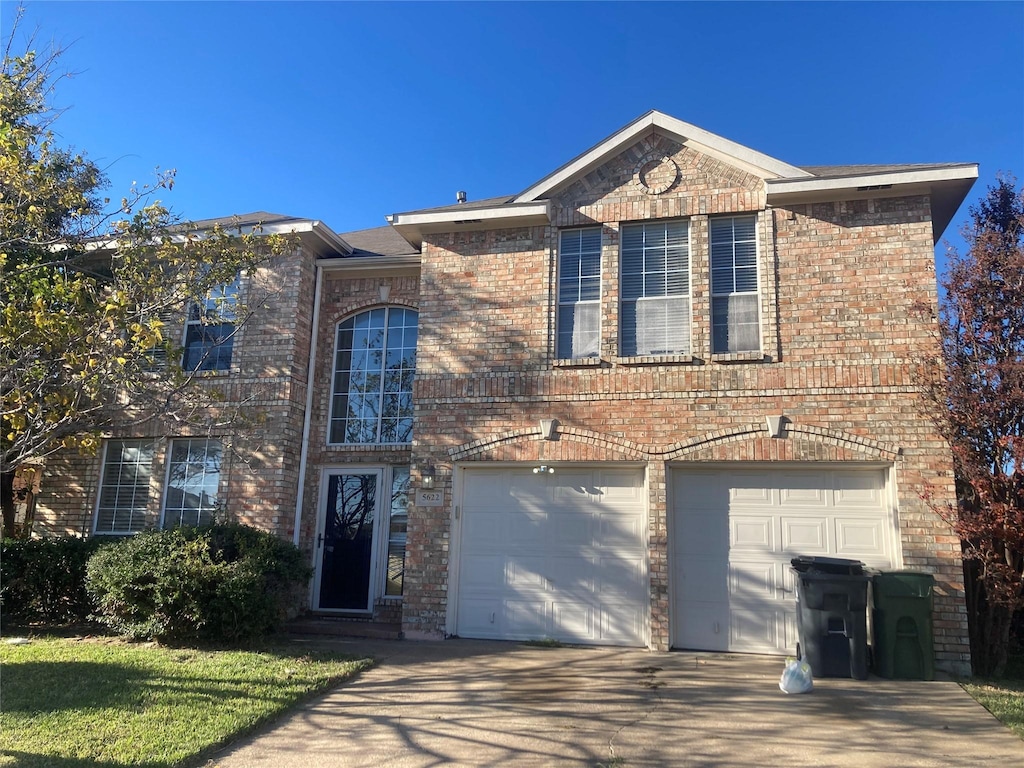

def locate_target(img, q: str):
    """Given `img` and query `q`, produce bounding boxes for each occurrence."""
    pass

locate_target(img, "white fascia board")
[80,219,354,258]
[316,253,421,272]
[387,201,551,248]
[765,165,979,199]
[388,201,550,228]
[513,110,812,203]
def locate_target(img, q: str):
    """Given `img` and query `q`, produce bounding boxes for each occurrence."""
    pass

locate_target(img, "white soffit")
[513,110,813,203]
[81,218,353,259]
[764,165,979,199]
[766,164,979,243]
[386,201,551,248]
[316,254,421,275]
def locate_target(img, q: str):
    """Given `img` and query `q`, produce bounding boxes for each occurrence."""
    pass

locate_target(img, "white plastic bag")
[779,658,813,694]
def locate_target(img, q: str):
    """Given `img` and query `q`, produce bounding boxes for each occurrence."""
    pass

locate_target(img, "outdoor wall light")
[532,465,555,475]
[421,465,436,489]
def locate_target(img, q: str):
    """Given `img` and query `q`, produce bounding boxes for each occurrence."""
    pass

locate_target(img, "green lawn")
[0,635,371,767]
[962,652,1024,740]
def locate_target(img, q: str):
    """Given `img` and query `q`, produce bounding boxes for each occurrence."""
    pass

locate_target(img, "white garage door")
[455,466,648,646]
[672,467,897,655]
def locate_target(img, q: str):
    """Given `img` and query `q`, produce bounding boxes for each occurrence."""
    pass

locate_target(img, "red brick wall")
[34,246,316,541]
[404,135,968,672]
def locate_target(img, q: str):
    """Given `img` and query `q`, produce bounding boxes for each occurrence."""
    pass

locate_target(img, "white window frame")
[183,275,240,372]
[93,439,156,535]
[556,227,602,359]
[710,215,761,354]
[328,306,418,446]
[619,219,691,357]
[159,438,223,529]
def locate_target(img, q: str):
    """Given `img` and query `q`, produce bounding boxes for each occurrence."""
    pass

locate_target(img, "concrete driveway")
[209,638,1022,768]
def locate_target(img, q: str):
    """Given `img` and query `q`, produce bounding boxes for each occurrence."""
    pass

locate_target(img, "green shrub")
[1,537,106,626]
[85,524,311,643]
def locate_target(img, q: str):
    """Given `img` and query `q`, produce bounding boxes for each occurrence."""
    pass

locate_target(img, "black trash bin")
[790,556,870,680]
[872,571,935,680]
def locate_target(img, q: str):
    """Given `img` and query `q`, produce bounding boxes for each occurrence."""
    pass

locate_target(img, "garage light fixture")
[421,465,436,489]
[532,465,555,475]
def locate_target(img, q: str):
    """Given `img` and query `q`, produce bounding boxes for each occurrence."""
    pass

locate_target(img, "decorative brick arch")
[449,426,648,462]
[449,420,900,464]
[663,421,901,462]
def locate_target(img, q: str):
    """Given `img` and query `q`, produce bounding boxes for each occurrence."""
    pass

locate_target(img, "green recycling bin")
[872,571,935,680]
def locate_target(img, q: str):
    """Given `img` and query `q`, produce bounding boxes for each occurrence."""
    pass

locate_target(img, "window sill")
[616,354,694,366]
[553,357,604,368]
[710,351,766,363]
[325,443,414,451]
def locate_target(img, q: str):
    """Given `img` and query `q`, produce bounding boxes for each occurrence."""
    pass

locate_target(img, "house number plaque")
[416,490,444,507]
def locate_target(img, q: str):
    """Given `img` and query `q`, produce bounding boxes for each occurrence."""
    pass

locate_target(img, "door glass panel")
[318,473,378,610]
[386,466,410,596]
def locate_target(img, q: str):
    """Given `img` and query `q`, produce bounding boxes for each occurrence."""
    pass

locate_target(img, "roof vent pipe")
[456,190,467,204]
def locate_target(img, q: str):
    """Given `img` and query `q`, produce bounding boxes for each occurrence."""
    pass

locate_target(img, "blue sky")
[6,1,1023,266]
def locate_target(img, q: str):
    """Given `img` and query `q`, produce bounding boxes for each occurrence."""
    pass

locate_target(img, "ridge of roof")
[184,211,302,230]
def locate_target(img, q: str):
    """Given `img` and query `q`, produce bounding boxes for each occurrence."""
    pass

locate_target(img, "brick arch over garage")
[449,426,648,463]
[448,422,900,464]
[663,421,901,462]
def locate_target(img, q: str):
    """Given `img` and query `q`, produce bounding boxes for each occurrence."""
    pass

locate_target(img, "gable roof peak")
[513,110,813,203]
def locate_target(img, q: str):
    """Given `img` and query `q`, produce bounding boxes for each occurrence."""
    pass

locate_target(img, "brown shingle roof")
[338,225,419,257]
[798,163,972,178]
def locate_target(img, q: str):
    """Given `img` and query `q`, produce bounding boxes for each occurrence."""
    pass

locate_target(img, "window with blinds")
[557,228,602,359]
[620,220,690,356]
[710,216,760,353]
[94,439,155,534]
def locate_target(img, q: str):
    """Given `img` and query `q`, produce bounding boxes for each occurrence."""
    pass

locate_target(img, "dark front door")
[316,471,381,612]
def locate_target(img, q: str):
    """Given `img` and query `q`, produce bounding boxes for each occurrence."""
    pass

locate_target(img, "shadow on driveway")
[208,639,1022,768]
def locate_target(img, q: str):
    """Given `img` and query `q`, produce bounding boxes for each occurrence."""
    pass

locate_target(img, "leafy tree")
[0,16,293,536]
[922,176,1024,677]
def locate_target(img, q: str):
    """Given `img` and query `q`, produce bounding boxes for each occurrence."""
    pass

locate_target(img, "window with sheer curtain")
[329,307,418,445]
[557,228,602,359]
[162,439,222,528]
[710,216,760,353]
[620,219,690,356]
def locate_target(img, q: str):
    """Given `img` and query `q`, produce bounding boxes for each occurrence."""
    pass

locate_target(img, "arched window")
[329,307,417,444]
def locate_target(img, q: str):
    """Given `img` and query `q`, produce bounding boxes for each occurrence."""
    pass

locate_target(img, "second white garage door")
[455,466,648,646]
[672,466,898,655]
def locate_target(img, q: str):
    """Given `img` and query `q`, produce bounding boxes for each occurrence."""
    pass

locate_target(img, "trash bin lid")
[872,571,935,597]
[790,555,866,575]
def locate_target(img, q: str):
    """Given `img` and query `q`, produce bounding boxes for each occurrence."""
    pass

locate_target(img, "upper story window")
[620,219,690,356]
[162,439,222,528]
[183,276,240,372]
[710,216,760,353]
[329,307,418,445]
[557,228,602,359]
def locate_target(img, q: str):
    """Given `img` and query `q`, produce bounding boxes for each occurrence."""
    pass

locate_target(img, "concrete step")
[287,617,402,640]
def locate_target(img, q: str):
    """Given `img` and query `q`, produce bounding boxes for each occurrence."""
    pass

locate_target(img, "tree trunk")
[1,470,16,538]
[965,557,1013,677]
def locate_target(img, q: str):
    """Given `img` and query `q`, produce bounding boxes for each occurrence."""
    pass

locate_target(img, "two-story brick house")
[35,111,977,674]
